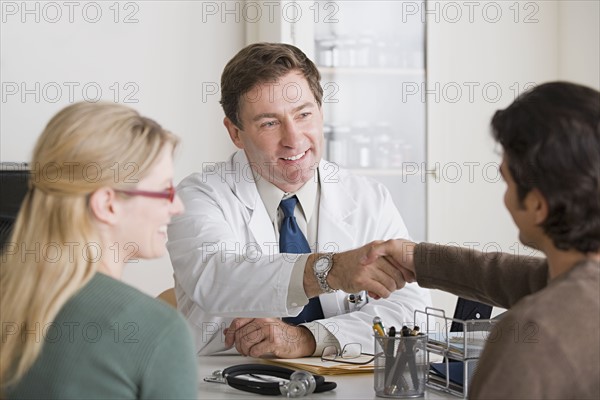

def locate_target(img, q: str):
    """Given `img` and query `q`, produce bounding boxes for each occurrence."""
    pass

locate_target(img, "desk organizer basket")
[415,307,497,398]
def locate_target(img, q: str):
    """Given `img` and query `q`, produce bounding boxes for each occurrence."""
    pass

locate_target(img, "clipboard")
[265,355,374,375]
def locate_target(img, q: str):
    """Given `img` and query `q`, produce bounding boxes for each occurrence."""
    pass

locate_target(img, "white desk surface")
[197,355,457,399]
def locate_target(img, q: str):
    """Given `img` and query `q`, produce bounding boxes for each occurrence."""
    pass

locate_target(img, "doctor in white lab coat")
[167,42,431,357]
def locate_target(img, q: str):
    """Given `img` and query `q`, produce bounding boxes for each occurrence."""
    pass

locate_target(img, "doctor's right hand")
[361,239,418,284]
[319,241,411,300]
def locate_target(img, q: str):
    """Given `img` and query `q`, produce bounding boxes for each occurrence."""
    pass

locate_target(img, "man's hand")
[308,240,408,300]
[223,318,316,358]
[304,240,417,300]
[362,239,418,284]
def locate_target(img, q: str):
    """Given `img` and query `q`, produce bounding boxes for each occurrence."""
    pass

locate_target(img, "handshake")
[305,239,419,300]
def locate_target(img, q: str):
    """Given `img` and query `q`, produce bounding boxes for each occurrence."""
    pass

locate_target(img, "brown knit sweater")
[415,243,600,400]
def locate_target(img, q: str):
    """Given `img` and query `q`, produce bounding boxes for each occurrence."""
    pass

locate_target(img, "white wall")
[558,0,600,89]
[1,1,242,295]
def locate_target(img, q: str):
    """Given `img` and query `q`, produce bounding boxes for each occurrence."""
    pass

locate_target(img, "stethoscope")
[344,290,369,312]
[203,293,365,396]
[204,364,337,397]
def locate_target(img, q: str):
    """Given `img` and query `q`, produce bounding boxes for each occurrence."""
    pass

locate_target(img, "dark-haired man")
[368,82,600,399]
[167,43,431,357]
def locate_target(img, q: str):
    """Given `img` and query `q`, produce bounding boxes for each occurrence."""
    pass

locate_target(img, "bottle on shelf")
[315,36,336,68]
[355,34,373,68]
[388,137,408,169]
[352,134,372,168]
[325,124,351,167]
[372,122,393,169]
[350,121,373,168]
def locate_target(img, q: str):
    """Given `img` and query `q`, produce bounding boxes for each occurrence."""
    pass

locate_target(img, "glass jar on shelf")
[374,40,389,68]
[372,122,393,168]
[388,138,406,168]
[388,39,404,68]
[402,143,415,164]
[315,37,336,68]
[349,121,373,168]
[351,134,372,168]
[356,36,373,68]
[326,124,351,167]
[337,36,357,67]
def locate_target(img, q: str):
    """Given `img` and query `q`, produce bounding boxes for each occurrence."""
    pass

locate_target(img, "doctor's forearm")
[303,253,323,298]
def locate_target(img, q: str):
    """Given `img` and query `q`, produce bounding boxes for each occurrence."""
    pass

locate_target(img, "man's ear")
[224,117,244,149]
[89,187,119,225]
[526,188,549,225]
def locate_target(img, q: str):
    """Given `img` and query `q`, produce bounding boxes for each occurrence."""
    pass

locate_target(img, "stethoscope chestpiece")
[204,369,226,384]
[279,371,316,398]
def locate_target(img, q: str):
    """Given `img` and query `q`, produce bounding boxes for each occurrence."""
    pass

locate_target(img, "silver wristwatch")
[313,252,337,293]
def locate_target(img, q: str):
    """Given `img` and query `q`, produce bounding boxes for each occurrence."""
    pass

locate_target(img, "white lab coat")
[167,150,431,355]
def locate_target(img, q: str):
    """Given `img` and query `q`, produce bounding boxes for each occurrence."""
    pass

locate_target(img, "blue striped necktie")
[279,196,324,324]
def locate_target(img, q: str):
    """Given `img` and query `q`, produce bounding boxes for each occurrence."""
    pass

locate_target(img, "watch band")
[315,253,337,294]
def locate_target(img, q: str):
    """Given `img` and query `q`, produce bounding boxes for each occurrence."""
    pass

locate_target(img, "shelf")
[348,168,419,177]
[319,67,425,76]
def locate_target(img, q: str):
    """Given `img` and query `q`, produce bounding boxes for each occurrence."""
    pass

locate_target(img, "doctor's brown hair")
[220,42,323,130]
[491,81,600,253]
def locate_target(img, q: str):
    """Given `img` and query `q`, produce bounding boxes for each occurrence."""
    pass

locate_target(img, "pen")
[405,337,419,388]
[372,316,386,337]
[388,326,396,337]
[390,326,421,391]
[386,339,409,393]
[383,325,396,394]
[401,325,411,337]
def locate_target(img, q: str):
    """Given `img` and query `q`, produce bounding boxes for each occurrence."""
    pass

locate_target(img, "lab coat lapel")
[230,151,277,250]
[317,161,358,252]
[249,203,276,252]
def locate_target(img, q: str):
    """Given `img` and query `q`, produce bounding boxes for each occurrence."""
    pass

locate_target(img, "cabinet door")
[247,0,428,241]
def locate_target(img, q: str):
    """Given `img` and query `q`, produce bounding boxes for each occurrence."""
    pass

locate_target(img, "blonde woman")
[0,102,197,398]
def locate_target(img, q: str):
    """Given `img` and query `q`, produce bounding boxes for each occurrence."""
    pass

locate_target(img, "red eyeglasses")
[115,183,176,203]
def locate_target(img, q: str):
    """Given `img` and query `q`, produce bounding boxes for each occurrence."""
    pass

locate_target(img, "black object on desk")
[450,298,493,332]
[0,163,29,249]
[430,361,465,387]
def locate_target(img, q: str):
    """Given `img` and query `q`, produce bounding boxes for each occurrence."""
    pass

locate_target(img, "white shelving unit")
[312,1,427,241]
[320,67,425,76]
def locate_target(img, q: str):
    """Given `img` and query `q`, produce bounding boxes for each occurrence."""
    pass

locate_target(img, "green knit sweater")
[6,273,197,399]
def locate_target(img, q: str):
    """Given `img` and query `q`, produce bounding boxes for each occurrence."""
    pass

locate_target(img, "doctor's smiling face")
[224,71,324,193]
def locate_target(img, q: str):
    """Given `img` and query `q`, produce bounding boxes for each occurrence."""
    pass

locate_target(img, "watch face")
[315,256,331,273]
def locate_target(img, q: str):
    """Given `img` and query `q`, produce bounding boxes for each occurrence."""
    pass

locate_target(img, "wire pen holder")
[415,307,497,398]
[374,334,427,398]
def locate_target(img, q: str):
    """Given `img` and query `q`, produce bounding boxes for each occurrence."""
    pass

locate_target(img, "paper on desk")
[266,355,374,375]
[427,330,488,358]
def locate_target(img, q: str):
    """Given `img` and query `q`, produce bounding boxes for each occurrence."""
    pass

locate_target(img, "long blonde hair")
[0,102,179,389]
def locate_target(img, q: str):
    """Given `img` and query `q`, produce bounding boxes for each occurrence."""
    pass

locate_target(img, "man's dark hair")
[491,81,600,253]
[220,42,323,129]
